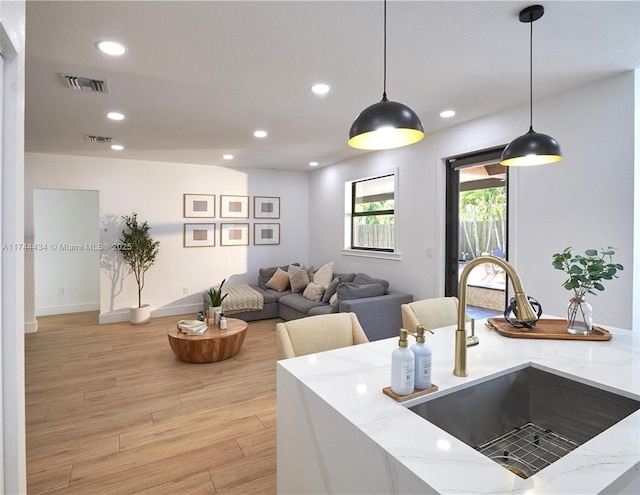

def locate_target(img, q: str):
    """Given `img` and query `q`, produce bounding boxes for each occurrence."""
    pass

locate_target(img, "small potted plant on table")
[552,246,623,335]
[118,213,160,324]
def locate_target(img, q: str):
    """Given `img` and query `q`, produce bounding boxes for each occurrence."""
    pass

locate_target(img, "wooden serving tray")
[486,317,612,341]
[383,384,438,402]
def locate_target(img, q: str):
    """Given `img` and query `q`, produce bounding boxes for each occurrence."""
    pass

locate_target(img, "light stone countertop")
[277,319,640,494]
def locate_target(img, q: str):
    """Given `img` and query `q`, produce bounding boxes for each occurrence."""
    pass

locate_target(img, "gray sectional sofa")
[204,263,413,341]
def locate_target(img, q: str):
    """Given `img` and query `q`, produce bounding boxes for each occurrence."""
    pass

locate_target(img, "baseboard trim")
[36,302,100,317]
[98,302,204,325]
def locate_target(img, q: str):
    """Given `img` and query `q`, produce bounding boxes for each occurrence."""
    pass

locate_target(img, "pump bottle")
[410,325,434,389]
[391,329,415,395]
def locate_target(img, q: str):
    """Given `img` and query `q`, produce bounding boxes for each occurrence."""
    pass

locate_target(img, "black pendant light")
[348,0,424,150]
[501,5,562,166]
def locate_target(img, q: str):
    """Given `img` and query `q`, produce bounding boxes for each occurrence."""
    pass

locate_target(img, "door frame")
[444,147,508,299]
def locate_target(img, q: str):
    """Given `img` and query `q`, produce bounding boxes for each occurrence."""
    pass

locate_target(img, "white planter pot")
[130,304,151,325]
[208,306,222,325]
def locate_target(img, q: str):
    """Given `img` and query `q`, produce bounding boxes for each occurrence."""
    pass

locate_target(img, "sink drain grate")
[476,422,581,478]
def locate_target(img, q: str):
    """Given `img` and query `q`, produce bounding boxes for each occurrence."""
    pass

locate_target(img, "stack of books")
[177,320,208,335]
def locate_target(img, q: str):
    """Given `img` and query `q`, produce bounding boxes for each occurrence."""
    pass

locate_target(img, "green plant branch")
[552,247,623,298]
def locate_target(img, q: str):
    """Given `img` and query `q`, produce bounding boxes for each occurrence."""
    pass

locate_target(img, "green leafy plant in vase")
[552,247,623,335]
[206,279,228,324]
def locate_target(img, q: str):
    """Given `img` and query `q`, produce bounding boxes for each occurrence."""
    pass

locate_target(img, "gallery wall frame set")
[182,193,282,246]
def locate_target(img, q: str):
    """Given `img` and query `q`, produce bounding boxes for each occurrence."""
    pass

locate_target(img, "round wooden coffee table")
[167,318,248,363]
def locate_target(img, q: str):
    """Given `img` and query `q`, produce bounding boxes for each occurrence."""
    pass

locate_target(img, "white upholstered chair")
[401,297,464,332]
[276,312,369,359]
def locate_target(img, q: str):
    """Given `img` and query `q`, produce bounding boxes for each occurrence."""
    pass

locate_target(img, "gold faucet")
[454,255,538,377]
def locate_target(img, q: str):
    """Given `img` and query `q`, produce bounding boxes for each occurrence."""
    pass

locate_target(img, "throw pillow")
[329,292,339,312]
[288,265,313,293]
[337,282,386,301]
[259,263,299,289]
[302,282,325,301]
[313,261,334,288]
[322,273,357,303]
[352,273,390,293]
[265,267,290,292]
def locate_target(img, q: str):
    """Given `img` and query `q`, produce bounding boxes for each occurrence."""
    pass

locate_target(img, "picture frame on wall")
[220,195,249,218]
[253,196,280,219]
[184,194,215,218]
[184,223,215,247]
[220,223,249,246]
[254,223,280,245]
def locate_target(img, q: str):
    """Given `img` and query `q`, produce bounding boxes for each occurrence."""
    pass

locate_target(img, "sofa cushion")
[337,282,386,301]
[279,293,326,314]
[302,282,325,301]
[321,272,356,303]
[266,267,290,292]
[313,262,333,288]
[259,263,299,289]
[352,273,390,293]
[251,286,285,304]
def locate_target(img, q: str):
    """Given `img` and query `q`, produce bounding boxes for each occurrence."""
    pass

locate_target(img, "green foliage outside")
[118,213,160,308]
[355,200,394,224]
[459,187,506,257]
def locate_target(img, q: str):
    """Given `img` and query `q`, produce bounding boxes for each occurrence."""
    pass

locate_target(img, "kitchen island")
[277,319,640,494]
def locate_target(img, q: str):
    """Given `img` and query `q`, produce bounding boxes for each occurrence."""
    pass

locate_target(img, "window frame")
[346,172,398,254]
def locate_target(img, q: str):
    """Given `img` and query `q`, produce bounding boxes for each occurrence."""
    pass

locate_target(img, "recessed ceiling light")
[106,111,125,121]
[223,154,234,160]
[97,41,127,56]
[110,144,124,151]
[253,130,268,138]
[311,83,330,95]
[440,110,456,118]
[309,161,319,167]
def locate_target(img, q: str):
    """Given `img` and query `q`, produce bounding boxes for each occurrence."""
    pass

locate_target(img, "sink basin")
[409,365,640,477]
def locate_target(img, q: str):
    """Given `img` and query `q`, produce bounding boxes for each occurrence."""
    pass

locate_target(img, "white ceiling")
[25,1,640,172]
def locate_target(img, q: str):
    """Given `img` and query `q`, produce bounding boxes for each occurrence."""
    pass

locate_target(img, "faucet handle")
[466,318,479,347]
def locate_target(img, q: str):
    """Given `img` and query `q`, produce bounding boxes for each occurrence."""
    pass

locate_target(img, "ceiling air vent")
[60,73,110,94]
[85,135,113,144]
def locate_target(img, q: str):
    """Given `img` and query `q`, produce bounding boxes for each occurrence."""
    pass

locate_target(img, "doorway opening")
[445,147,508,319]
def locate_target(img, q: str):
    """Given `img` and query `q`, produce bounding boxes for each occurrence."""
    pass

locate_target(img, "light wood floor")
[25,312,280,494]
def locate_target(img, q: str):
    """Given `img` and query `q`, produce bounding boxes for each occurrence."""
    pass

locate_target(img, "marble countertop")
[278,319,640,494]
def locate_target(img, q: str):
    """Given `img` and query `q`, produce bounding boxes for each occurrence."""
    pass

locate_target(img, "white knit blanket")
[221,284,264,315]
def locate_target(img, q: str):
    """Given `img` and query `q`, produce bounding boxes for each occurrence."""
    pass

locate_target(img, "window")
[350,174,395,252]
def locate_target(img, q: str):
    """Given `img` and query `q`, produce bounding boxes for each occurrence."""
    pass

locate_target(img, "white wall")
[25,154,309,323]
[309,72,636,330]
[0,1,26,492]
[34,189,100,315]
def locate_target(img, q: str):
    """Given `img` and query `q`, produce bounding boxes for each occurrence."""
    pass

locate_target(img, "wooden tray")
[383,384,438,402]
[486,317,611,341]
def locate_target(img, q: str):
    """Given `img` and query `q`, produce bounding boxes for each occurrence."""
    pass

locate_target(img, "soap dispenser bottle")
[410,325,434,390]
[391,329,415,396]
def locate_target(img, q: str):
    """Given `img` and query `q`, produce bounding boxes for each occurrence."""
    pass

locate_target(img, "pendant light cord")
[382,0,388,101]
[528,13,534,131]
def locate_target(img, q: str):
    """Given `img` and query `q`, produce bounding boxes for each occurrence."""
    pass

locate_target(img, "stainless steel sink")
[409,365,640,478]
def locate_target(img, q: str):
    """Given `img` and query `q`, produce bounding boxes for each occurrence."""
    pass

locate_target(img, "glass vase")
[567,296,592,335]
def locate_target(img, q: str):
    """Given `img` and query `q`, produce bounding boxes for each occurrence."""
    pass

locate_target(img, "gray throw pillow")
[336,282,386,301]
[352,273,390,293]
[321,272,357,303]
